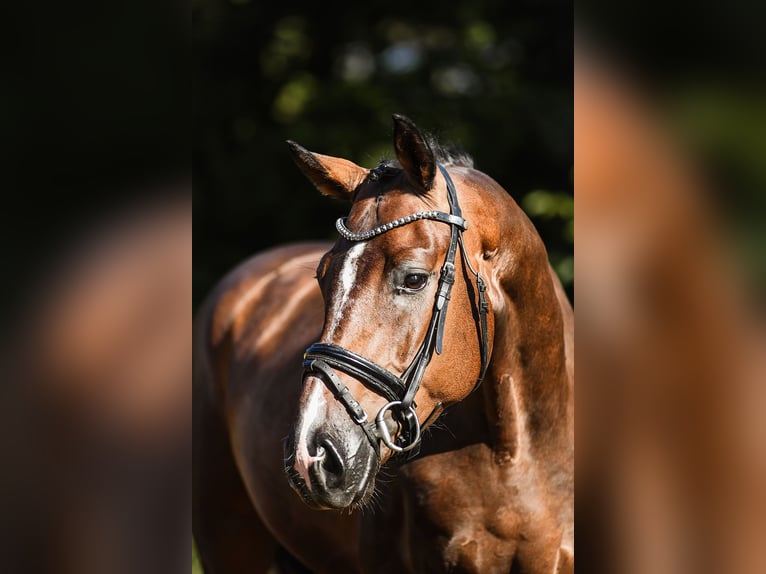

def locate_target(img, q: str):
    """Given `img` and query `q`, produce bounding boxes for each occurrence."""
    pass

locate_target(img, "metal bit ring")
[375,401,421,452]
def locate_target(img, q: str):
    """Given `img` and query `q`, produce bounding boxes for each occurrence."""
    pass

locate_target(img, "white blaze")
[326,242,366,338]
[294,242,366,489]
[294,378,326,491]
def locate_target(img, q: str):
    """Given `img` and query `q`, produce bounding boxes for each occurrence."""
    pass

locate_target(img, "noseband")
[303,164,490,459]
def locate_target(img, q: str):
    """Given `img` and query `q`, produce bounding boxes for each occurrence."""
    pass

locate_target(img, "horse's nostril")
[317,435,345,480]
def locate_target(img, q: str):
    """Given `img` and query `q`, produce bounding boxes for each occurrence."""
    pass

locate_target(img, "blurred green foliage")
[193,0,573,305]
[669,87,766,296]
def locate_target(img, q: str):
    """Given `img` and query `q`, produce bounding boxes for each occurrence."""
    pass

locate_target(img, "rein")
[303,164,490,459]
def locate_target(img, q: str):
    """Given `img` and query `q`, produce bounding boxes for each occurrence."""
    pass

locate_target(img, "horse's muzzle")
[285,420,379,510]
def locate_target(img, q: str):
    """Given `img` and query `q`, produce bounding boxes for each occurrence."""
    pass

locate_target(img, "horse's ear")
[286,141,368,200]
[392,114,436,192]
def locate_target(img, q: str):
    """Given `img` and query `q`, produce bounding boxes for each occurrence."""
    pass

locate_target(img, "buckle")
[440,262,455,283]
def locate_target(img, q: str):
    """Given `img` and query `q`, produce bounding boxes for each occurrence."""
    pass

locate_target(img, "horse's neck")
[484,240,573,464]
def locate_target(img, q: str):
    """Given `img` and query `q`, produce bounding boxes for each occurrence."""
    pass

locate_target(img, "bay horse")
[193,115,573,573]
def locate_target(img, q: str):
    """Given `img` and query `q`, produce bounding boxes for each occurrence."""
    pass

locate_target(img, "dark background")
[193,0,574,307]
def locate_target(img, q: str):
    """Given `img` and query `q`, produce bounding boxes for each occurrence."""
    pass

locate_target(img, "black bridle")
[303,164,490,459]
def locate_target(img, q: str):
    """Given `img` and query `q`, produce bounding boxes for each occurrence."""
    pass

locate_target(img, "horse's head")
[285,115,495,509]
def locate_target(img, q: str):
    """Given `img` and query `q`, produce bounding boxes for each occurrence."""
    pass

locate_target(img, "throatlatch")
[303,164,490,459]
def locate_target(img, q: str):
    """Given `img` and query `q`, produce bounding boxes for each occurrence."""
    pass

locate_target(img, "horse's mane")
[428,136,474,167]
[376,134,474,170]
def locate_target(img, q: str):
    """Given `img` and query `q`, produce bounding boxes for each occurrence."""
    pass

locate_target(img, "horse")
[193,115,573,573]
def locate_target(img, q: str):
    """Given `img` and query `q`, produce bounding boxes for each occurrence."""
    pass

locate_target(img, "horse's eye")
[403,273,428,292]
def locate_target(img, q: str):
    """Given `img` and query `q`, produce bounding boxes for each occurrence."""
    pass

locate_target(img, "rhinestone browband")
[336,211,468,242]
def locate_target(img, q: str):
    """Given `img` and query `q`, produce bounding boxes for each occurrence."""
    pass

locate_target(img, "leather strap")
[305,358,381,455]
[304,344,404,403]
